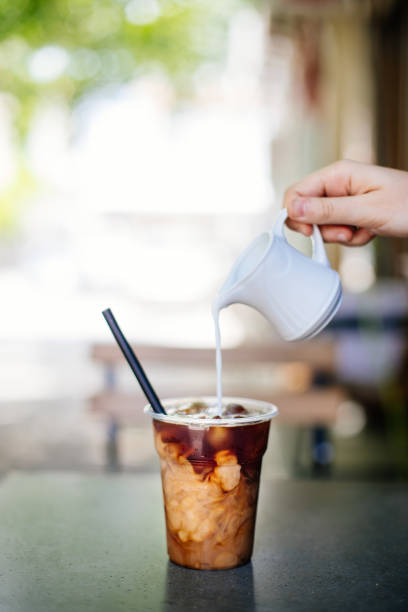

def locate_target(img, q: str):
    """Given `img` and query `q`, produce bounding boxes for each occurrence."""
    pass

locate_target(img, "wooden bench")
[90,341,343,426]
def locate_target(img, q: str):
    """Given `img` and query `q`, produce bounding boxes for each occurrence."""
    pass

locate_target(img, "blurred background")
[1,0,407,480]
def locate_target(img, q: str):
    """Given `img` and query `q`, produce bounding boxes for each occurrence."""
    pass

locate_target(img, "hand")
[284,159,408,245]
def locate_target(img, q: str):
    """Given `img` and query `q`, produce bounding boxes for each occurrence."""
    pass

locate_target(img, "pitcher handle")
[273,209,330,267]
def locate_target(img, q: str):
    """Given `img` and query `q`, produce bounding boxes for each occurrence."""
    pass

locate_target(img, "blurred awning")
[271,0,398,18]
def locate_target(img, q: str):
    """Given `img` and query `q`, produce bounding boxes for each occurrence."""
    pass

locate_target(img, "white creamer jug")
[213,209,342,342]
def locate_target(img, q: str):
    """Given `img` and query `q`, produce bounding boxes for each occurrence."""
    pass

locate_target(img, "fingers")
[320,226,374,246]
[285,218,313,236]
[285,217,374,245]
[345,228,375,246]
[319,224,355,243]
[283,159,377,202]
[286,218,355,243]
[282,159,399,242]
[286,192,385,231]
[283,159,358,203]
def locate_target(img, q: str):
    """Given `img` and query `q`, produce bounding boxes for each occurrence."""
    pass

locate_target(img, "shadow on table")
[164,560,255,612]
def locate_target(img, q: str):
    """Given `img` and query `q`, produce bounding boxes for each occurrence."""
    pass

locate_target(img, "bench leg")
[311,426,334,477]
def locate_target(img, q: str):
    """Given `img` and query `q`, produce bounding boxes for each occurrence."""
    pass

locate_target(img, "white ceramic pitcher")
[213,209,342,341]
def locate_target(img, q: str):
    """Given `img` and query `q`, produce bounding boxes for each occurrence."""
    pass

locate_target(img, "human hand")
[284,160,408,245]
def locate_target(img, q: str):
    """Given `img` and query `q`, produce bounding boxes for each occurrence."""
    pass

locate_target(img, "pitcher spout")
[214,230,273,314]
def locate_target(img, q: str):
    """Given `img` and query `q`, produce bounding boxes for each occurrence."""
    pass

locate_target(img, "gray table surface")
[0,472,407,612]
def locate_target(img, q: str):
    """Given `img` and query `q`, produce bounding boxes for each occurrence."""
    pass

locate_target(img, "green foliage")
[0,162,36,231]
[0,0,258,232]
[0,0,252,129]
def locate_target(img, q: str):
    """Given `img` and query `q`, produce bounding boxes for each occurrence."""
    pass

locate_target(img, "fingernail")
[292,198,309,218]
[337,232,348,242]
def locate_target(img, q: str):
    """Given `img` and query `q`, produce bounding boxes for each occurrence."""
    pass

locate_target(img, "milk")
[212,303,223,415]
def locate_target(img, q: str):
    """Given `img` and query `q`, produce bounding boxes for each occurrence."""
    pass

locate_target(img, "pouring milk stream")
[212,209,343,414]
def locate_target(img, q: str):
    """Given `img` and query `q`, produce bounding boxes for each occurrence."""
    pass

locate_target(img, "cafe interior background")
[0,0,407,481]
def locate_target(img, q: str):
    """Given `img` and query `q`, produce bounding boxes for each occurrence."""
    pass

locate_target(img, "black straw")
[102,308,166,415]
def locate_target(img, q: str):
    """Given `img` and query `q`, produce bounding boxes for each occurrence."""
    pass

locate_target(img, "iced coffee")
[146,397,278,570]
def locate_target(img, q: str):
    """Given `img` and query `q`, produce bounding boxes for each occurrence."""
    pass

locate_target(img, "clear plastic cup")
[145,397,278,570]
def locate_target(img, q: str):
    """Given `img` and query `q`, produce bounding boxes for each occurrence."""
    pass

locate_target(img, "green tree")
[0,0,258,231]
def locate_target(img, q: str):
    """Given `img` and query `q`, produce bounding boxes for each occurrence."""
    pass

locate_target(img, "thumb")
[287,193,383,230]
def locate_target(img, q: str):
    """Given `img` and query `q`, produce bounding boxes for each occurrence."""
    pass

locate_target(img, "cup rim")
[144,396,279,427]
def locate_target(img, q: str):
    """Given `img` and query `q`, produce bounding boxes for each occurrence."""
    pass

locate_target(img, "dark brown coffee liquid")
[154,419,270,473]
